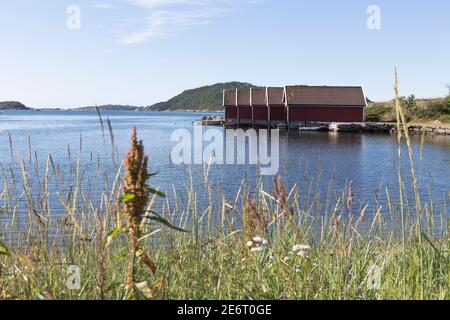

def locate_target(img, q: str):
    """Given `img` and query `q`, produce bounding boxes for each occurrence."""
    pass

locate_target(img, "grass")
[0,73,449,300]
[0,190,448,300]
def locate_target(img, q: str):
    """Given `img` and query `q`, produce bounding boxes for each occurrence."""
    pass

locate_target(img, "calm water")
[0,110,449,229]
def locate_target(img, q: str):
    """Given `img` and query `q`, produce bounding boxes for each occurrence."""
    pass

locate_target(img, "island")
[71,105,142,112]
[0,101,30,110]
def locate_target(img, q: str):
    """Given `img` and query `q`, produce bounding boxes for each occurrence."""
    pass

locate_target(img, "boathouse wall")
[289,106,364,123]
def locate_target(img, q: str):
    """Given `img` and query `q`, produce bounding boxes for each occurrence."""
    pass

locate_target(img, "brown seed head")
[123,127,149,242]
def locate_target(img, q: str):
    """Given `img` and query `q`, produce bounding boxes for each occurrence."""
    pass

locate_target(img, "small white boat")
[298,126,329,132]
[192,118,224,126]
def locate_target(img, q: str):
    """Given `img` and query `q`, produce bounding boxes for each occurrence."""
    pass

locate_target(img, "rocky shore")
[221,119,450,136]
[193,115,225,126]
[329,122,450,136]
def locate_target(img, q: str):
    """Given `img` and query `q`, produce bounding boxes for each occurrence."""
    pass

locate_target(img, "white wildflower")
[251,246,264,253]
[292,244,311,252]
[283,256,290,262]
[253,236,267,244]
[246,241,254,247]
[295,268,301,273]
[297,250,307,258]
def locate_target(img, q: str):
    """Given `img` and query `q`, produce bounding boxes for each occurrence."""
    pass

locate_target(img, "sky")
[0,0,449,108]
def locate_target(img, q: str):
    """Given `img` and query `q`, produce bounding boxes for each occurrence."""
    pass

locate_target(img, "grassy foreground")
[0,74,449,300]
[0,220,448,300]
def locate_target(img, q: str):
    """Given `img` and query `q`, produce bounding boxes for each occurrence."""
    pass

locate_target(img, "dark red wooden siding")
[253,106,268,120]
[239,106,252,120]
[270,106,287,121]
[225,106,237,119]
[289,106,363,122]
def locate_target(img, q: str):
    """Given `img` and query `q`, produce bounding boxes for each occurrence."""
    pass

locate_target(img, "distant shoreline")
[1,107,223,113]
[1,93,448,126]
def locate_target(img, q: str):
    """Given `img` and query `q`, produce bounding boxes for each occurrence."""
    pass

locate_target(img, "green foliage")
[143,82,254,112]
[438,114,450,123]
[415,99,450,121]
[145,211,188,233]
[401,95,417,110]
[121,194,136,203]
[0,241,9,255]
[444,93,450,113]
[106,227,122,246]
[412,87,450,121]
[400,95,417,122]
[365,104,395,122]
[147,187,166,198]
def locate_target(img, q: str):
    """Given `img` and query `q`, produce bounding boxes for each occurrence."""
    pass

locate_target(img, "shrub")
[365,104,395,122]
[439,114,450,123]
[416,100,450,120]
[414,88,450,121]
[443,95,450,114]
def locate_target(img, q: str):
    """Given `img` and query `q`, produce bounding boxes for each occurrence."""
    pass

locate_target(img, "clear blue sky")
[0,0,449,108]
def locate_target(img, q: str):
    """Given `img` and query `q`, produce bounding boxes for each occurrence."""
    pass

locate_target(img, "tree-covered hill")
[141,82,254,112]
[0,101,29,110]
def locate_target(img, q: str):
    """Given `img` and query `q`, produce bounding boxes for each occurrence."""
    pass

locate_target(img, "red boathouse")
[224,85,366,128]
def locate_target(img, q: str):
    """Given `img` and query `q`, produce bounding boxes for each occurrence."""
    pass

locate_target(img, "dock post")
[266,87,270,129]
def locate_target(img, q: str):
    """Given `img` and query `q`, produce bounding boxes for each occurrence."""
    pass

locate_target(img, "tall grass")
[0,74,449,300]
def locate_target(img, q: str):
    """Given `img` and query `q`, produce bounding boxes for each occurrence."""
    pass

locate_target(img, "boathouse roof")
[223,89,237,106]
[267,87,285,105]
[285,86,366,106]
[237,88,251,106]
[251,87,267,106]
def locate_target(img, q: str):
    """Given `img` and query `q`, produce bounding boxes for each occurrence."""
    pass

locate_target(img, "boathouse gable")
[237,88,252,125]
[267,87,286,126]
[224,89,238,124]
[251,87,268,126]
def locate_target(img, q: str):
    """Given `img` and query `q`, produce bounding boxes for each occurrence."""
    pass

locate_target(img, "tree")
[443,86,450,114]
[400,95,417,121]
